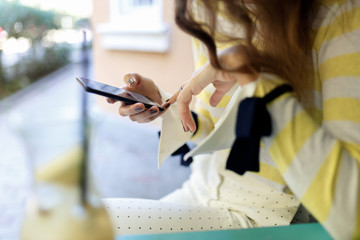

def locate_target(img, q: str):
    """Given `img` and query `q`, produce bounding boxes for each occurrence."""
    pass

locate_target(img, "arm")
[255,7,360,238]
[176,4,360,238]
[158,41,242,165]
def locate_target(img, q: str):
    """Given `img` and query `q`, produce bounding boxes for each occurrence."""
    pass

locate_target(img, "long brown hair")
[175,0,318,98]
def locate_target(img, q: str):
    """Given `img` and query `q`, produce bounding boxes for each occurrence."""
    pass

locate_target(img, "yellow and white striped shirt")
[190,0,360,239]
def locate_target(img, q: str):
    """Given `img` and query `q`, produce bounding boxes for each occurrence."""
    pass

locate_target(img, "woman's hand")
[107,73,170,123]
[169,46,258,132]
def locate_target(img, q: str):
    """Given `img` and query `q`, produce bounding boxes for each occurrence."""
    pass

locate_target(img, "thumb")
[123,73,142,89]
[209,81,236,107]
[209,89,226,107]
[123,73,161,104]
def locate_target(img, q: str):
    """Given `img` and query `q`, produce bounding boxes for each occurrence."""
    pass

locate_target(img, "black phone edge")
[76,77,164,111]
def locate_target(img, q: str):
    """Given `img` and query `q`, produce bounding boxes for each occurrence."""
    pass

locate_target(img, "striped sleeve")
[258,2,360,239]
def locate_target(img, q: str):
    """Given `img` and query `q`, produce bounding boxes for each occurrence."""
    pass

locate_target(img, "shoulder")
[313,0,360,51]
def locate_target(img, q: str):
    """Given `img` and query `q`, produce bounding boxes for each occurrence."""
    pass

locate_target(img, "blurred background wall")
[91,0,195,114]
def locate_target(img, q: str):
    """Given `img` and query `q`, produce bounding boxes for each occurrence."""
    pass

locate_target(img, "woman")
[105,0,360,239]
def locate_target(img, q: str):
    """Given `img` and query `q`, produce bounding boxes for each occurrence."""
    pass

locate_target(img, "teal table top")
[116,223,332,240]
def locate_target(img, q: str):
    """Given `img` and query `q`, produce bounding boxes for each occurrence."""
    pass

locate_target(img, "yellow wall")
[91,0,195,113]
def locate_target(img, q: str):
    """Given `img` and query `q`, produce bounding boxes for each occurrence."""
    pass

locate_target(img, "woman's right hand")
[168,46,258,133]
[107,73,170,123]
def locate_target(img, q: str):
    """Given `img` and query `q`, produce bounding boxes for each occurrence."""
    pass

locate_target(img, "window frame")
[96,0,169,52]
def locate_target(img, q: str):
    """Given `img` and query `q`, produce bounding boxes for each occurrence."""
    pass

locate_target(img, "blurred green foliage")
[0,0,61,42]
[0,44,71,98]
[0,0,76,99]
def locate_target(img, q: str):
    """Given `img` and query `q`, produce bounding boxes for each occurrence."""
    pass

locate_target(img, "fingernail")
[128,78,135,86]
[181,120,186,132]
[135,106,143,112]
[164,103,170,109]
[150,109,158,114]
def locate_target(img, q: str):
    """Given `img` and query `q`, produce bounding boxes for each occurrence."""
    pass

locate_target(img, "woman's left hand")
[169,46,258,133]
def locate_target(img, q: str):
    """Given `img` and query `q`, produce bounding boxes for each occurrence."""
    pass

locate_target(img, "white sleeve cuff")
[157,102,193,168]
[156,86,192,167]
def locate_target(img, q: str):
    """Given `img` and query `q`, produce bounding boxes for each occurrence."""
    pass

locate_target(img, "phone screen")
[76,77,163,111]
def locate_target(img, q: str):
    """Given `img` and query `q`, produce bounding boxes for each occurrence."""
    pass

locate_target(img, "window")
[112,0,161,21]
[97,0,169,52]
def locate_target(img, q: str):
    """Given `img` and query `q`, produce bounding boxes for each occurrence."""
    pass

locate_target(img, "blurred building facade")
[91,0,195,113]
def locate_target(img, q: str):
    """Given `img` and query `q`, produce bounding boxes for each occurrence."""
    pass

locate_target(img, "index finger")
[106,98,117,104]
[167,84,187,104]
[177,64,217,133]
[177,85,196,132]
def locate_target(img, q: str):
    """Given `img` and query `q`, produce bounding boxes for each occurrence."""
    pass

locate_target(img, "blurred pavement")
[0,61,190,239]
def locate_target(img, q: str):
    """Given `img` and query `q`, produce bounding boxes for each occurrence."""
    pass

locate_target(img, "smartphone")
[76,77,164,111]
